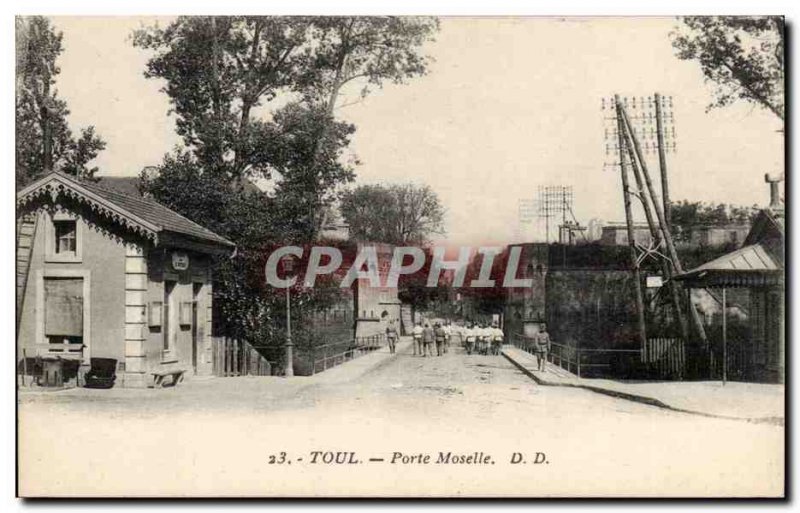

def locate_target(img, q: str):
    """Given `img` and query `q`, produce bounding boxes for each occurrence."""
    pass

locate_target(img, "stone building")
[598,222,653,247]
[503,243,548,339]
[688,224,751,247]
[16,172,235,387]
[352,243,402,338]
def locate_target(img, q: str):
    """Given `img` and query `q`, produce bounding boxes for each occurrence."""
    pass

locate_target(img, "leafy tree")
[133,17,313,179]
[132,16,439,239]
[132,18,358,338]
[16,16,106,188]
[299,17,440,113]
[264,102,358,242]
[395,247,452,315]
[340,183,446,245]
[671,16,784,120]
[670,200,758,242]
[294,16,439,231]
[132,16,439,362]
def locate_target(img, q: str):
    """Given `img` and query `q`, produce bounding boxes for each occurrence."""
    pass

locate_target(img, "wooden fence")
[642,337,685,380]
[211,337,273,377]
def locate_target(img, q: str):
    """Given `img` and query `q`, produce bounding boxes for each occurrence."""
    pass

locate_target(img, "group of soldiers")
[404,320,504,357]
[408,321,456,357]
[385,317,551,370]
[457,322,505,356]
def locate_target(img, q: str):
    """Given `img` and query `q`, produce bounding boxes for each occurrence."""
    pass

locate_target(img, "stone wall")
[545,269,640,350]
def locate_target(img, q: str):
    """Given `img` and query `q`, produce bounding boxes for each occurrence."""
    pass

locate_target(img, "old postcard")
[15,15,785,498]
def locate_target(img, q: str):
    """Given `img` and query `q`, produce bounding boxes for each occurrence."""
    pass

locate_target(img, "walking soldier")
[412,322,423,356]
[422,323,435,357]
[386,320,399,354]
[434,322,446,357]
[535,324,551,371]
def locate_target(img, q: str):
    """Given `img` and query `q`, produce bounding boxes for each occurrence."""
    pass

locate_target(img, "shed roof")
[688,243,780,273]
[17,171,235,251]
[674,243,783,287]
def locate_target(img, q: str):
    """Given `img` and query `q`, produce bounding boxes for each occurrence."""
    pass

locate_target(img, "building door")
[766,289,783,383]
[191,283,202,373]
[164,280,177,359]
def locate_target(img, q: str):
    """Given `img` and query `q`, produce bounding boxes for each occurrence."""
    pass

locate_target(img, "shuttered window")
[45,278,84,337]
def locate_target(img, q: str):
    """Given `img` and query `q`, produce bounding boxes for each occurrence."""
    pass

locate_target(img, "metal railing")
[513,333,641,378]
[311,333,386,375]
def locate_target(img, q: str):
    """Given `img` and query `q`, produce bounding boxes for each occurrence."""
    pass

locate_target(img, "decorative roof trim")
[16,172,161,242]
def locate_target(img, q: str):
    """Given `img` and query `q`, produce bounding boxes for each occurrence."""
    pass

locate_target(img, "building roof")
[744,208,784,246]
[96,176,142,197]
[674,244,783,288]
[17,171,235,251]
[688,243,781,273]
[675,203,785,288]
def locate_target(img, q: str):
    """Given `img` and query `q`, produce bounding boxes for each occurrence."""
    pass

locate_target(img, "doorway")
[191,282,202,373]
[164,280,177,359]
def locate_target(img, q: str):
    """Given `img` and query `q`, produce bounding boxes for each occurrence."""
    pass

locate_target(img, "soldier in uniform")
[412,321,423,356]
[422,322,435,357]
[490,323,504,355]
[434,322,446,357]
[463,323,476,355]
[535,324,551,371]
[442,321,452,354]
[386,320,399,354]
[473,323,483,355]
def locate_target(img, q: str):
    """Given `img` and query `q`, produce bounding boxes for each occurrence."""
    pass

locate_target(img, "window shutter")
[45,278,84,337]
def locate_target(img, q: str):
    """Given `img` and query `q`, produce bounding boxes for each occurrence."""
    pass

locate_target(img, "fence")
[310,333,385,375]
[513,333,679,380]
[642,337,685,380]
[211,337,273,377]
[513,333,589,375]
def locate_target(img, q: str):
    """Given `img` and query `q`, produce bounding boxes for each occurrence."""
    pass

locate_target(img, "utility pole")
[654,93,671,229]
[619,101,709,374]
[722,287,727,386]
[562,187,568,266]
[621,109,690,347]
[281,255,295,377]
[615,95,648,348]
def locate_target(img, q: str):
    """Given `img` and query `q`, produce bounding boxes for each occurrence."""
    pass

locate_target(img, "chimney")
[764,173,784,211]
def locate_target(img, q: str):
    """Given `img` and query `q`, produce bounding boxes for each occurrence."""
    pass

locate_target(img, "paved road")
[19,339,784,497]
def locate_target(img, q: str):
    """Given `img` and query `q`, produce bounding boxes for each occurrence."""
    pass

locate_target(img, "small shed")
[675,208,784,383]
[16,171,235,387]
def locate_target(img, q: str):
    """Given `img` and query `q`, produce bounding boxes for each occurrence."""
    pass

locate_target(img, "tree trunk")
[40,80,52,173]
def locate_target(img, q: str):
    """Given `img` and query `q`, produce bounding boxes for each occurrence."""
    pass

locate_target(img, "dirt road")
[18,341,784,497]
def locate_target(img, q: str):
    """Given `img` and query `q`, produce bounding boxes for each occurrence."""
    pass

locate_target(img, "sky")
[51,16,784,247]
